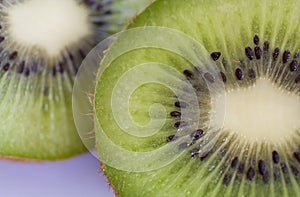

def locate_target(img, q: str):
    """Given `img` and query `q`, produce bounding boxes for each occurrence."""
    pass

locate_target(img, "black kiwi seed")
[248,68,256,79]
[245,47,254,60]
[58,62,65,73]
[293,151,300,163]
[174,121,188,128]
[290,165,299,176]
[204,72,215,83]
[273,48,280,60]
[17,61,25,73]
[254,46,262,59]
[78,49,86,59]
[263,41,269,52]
[191,129,204,140]
[166,135,174,142]
[175,101,188,108]
[235,68,244,80]
[289,60,298,72]
[84,0,96,6]
[210,52,221,61]
[231,157,238,168]
[0,36,4,43]
[247,167,255,181]
[220,71,227,83]
[166,135,177,142]
[200,152,210,161]
[223,174,231,185]
[170,111,181,118]
[192,84,201,91]
[32,62,39,73]
[253,35,259,45]
[283,50,291,63]
[24,68,30,77]
[262,172,270,183]
[295,74,300,84]
[281,163,288,173]
[104,10,112,15]
[3,63,9,71]
[9,51,18,60]
[272,151,280,164]
[258,160,267,175]
[68,52,74,61]
[96,3,104,10]
[238,163,245,173]
[183,69,194,78]
[190,148,200,158]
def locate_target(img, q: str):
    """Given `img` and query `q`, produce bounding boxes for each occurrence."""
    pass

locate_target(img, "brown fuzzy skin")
[100,162,121,197]
[0,153,87,163]
[95,119,120,197]
[0,155,45,163]
[118,0,156,29]
[127,12,139,26]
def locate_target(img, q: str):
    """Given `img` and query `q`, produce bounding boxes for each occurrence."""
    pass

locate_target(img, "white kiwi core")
[224,78,300,142]
[7,0,91,57]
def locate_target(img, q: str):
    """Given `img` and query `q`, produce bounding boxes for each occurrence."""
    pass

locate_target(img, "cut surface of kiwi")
[0,0,152,160]
[93,0,300,196]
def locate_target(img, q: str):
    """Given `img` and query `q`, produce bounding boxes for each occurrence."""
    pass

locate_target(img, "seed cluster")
[0,0,112,78]
[165,34,300,185]
[211,35,300,88]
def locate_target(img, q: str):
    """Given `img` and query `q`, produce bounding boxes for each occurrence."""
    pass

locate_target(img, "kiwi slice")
[92,0,300,196]
[0,0,152,160]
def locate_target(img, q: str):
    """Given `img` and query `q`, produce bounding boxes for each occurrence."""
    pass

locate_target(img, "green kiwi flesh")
[95,0,300,196]
[0,0,151,160]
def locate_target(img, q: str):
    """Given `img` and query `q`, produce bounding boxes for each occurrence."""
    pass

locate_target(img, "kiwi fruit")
[92,0,300,196]
[0,0,152,161]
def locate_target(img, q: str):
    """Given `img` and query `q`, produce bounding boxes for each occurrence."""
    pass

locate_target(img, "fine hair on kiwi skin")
[93,0,300,196]
[0,0,152,161]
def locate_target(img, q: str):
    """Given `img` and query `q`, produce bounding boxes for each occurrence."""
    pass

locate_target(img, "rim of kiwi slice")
[0,0,152,161]
[91,0,300,196]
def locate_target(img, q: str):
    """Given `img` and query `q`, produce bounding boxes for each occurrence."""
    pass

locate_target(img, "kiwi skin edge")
[96,0,300,196]
[101,163,121,197]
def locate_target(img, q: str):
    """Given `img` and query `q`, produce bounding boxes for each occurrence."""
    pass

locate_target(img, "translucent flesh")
[96,0,300,196]
[0,0,154,160]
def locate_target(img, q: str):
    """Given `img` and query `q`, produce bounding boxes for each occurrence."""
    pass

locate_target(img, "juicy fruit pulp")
[0,0,151,160]
[95,0,300,196]
[0,0,93,160]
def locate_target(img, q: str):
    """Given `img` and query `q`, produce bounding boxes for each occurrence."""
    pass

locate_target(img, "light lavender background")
[0,153,115,197]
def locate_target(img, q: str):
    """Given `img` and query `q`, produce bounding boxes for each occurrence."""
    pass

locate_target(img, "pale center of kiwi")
[7,0,91,57]
[224,78,300,142]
